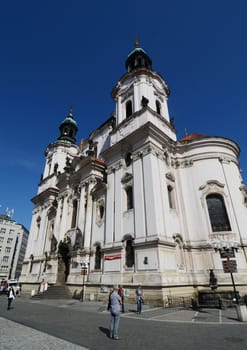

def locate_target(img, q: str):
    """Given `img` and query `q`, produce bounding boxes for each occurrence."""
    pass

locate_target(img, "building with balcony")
[0,213,29,281]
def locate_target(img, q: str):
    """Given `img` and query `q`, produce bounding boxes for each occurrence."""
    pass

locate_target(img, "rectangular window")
[0,228,6,234]
[5,247,11,253]
[7,238,13,244]
[0,237,4,242]
[9,229,15,235]
[3,256,9,262]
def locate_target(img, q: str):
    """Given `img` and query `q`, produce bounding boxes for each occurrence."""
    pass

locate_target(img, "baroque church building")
[20,43,247,304]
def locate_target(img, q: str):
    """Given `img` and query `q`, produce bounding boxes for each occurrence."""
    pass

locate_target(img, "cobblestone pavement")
[0,317,89,350]
[118,305,241,324]
[21,295,242,324]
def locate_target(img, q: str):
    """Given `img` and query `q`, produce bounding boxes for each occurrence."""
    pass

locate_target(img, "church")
[20,42,247,304]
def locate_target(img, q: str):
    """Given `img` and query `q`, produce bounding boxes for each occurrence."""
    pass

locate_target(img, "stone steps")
[32,285,72,299]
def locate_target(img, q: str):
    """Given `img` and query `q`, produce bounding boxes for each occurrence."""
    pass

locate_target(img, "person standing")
[118,285,125,313]
[109,285,122,340]
[136,285,144,314]
[7,286,15,310]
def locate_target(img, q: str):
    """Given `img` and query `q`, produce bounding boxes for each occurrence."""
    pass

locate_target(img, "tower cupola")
[125,39,152,72]
[58,108,78,144]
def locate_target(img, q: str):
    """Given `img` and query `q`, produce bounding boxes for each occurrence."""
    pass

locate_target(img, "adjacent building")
[0,213,29,281]
[20,42,247,303]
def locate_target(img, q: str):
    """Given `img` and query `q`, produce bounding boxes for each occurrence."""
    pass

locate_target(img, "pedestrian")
[109,285,122,340]
[7,286,15,310]
[136,285,144,314]
[118,285,125,313]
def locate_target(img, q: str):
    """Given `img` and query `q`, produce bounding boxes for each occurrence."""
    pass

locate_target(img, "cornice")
[177,136,240,157]
[170,153,238,169]
[32,187,59,205]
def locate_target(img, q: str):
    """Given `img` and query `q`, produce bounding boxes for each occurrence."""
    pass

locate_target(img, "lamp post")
[80,262,88,302]
[211,239,239,304]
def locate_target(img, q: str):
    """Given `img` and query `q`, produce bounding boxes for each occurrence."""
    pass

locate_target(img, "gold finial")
[134,36,140,48]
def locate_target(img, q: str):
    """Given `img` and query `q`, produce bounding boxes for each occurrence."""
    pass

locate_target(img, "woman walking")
[7,286,15,310]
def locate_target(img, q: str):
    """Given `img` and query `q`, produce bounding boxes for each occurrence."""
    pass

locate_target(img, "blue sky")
[0,0,247,229]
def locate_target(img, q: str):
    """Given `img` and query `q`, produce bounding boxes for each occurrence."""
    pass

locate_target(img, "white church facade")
[20,43,247,304]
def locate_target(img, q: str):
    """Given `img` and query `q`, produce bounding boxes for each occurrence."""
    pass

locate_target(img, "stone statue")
[209,269,218,290]
[73,230,83,250]
[141,96,149,108]
[50,234,58,253]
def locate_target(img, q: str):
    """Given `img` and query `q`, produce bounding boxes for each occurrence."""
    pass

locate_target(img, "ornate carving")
[199,180,225,191]
[166,172,175,182]
[170,157,193,168]
[120,85,134,103]
[121,172,133,185]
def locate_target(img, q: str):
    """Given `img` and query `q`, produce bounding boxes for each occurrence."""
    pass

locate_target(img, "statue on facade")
[73,229,83,250]
[209,269,218,290]
[50,234,58,254]
[141,95,149,108]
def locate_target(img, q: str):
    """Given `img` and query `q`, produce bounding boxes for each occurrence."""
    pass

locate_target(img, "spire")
[58,107,78,144]
[134,36,140,48]
[125,39,152,72]
[69,106,73,117]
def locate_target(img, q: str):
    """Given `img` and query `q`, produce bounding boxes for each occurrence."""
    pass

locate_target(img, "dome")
[58,108,78,144]
[125,40,152,72]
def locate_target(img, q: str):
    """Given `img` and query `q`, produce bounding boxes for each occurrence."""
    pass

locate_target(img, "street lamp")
[80,262,88,302]
[211,239,239,304]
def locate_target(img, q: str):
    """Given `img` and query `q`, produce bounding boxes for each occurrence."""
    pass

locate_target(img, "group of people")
[108,284,144,340]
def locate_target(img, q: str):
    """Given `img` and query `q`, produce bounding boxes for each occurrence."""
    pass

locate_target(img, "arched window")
[126,239,134,267]
[156,100,161,115]
[71,200,78,228]
[126,186,133,210]
[167,185,175,209]
[206,193,231,232]
[94,245,101,270]
[126,100,133,118]
[99,204,104,219]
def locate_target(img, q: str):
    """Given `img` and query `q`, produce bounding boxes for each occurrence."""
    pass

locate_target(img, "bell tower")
[111,40,176,141]
[58,107,78,144]
[41,108,79,182]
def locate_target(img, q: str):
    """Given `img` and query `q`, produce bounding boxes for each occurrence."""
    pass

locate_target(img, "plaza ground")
[0,295,246,350]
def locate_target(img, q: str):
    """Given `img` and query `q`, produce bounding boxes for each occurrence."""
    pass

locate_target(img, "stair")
[32,285,72,300]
